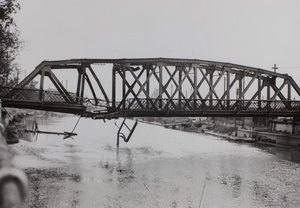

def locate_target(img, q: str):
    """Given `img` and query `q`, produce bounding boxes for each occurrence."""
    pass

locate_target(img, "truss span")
[1,58,300,118]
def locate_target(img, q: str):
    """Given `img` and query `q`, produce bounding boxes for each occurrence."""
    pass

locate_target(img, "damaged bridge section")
[1,58,300,118]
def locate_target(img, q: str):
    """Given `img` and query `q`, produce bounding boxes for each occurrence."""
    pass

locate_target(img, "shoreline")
[137,118,257,142]
[2,110,67,144]
[136,118,300,150]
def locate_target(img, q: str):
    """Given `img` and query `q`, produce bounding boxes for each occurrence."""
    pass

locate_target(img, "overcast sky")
[15,0,300,81]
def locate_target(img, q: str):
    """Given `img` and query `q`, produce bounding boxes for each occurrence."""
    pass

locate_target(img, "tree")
[0,0,21,86]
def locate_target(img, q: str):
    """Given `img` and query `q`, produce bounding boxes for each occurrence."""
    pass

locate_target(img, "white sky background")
[14,0,300,96]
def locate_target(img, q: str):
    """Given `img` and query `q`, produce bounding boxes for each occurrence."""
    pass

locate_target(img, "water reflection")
[230,174,242,198]
[116,148,135,188]
[252,143,300,163]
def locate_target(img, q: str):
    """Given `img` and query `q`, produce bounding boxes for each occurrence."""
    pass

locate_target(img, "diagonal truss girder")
[2,58,300,117]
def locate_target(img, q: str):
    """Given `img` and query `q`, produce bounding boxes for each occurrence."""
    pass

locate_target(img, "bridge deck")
[1,87,300,118]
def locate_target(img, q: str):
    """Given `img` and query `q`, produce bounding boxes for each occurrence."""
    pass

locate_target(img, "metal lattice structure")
[1,58,300,118]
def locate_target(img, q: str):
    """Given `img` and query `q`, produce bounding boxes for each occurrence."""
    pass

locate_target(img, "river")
[10,115,300,208]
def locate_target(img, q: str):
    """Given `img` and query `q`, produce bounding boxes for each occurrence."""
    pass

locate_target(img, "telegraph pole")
[272,64,278,73]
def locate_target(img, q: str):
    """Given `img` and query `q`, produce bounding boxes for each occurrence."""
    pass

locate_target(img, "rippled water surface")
[11,116,300,208]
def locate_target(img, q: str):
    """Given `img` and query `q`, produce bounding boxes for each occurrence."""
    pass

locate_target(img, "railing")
[1,87,300,115]
[0,87,78,103]
[0,87,113,115]
[122,98,300,112]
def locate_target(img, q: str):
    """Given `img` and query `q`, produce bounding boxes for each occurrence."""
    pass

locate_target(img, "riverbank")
[137,118,255,140]
[1,109,67,144]
[137,117,300,150]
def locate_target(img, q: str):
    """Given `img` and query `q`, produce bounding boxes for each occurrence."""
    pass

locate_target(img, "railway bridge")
[2,58,300,206]
[1,58,300,119]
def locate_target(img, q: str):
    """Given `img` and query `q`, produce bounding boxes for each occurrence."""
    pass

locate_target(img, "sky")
[14,0,300,87]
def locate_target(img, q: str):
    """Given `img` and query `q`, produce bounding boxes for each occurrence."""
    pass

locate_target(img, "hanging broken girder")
[24,120,77,140]
[115,118,138,148]
[24,129,78,140]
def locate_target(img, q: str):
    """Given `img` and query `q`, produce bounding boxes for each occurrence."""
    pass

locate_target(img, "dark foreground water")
[10,116,300,208]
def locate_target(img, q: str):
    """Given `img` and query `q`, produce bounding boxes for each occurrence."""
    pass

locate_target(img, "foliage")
[0,0,21,86]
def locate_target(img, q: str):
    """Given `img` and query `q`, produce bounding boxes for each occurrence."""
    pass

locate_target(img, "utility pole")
[272,64,278,73]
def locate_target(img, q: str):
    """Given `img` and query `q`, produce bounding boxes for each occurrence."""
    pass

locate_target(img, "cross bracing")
[1,58,300,119]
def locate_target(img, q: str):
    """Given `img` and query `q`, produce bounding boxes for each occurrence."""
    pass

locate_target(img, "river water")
[10,115,300,208]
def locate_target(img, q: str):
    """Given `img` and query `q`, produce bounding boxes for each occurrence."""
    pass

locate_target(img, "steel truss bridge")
[1,58,300,119]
